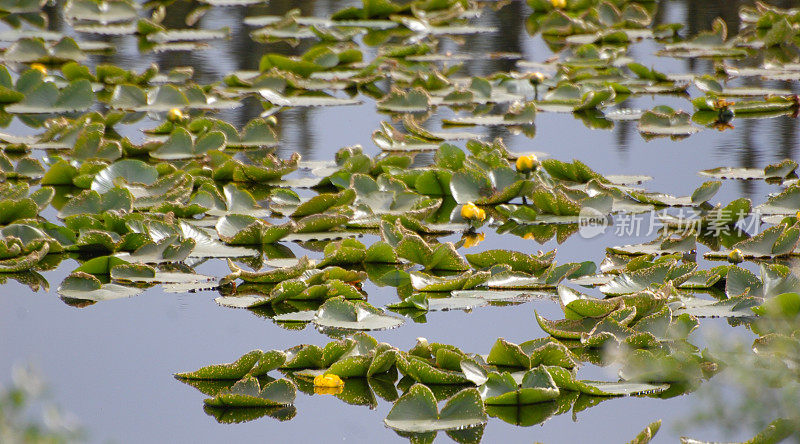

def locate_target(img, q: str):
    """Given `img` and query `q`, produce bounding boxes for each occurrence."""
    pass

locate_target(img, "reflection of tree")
[459,2,527,143]
[155,1,328,150]
[776,81,797,161]
[733,119,757,200]
[43,0,65,32]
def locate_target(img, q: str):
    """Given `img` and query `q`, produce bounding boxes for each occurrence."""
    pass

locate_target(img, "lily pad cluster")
[175,331,673,439]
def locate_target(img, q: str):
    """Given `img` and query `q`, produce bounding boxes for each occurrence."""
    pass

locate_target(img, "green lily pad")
[313,296,405,331]
[57,271,142,302]
[204,377,296,408]
[384,384,487,433]
[6,79,94,114]
[479,367,560,405]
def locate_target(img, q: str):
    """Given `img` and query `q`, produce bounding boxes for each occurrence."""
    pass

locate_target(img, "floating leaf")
[204,377,296,408]
[384,384,487,433]
[57,271,142,302]
[6,79,94,114]
[313,296,404,331]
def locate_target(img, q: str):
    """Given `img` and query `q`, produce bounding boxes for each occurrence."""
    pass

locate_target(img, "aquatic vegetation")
[2,0,800,441]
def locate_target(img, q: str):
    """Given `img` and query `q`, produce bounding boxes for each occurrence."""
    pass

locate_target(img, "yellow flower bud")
[167,108,185,123]
[313,373,344,388]
[461,202,485,222]
[30,63,47,75]
[727,248,743,264]
[714,98,734,109]
[530,72,544,84]
[462,232,485,249]
[515,154,539,173]
[551,0,567,9]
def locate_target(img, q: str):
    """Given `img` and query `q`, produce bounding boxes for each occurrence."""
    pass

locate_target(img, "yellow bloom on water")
[461,232,485,248]
[167,108,185,122]
[714,98,734,109]
[314,373,344,388]
[30,63,47,75]
[461,202,486,222]
[728,248,743,264]
[550,0,566,9]
[515,154,539,173]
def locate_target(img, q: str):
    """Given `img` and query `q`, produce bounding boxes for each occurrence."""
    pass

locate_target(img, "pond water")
[1,0,799,442]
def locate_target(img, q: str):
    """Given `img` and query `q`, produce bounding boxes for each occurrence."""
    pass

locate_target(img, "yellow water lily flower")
[461,202,486,222]
[515,154,539,173]
[714,98,734,109]
[551,0,566,9]
[529,72,545,84]
[461,232,485,249]
[314,373,344,388]
[30,63,47,75]
[727,248,743,264]
[167,108,185,122]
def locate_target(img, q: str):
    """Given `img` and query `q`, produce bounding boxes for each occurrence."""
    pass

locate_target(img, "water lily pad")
[150,127,226,160]
[313,296,404,331]
[91,159,159,194]
[65,0,138,23]
[479,367,561,405]
[377,88,431,112]
[6,79,94,114]
[216,215,293,245]
[259,89,361,107]
[487,338,577,369]
[466,250,555,274]
[3,37,87,64]
[672,294,760,318]
[204,377,296,408]
[700,160,797,181]
[58,187,133,218]
[638,106,699,138]
[546,366,668,396]
[57,271,142,302]
[384,384,487,433]
[175,350,265,380]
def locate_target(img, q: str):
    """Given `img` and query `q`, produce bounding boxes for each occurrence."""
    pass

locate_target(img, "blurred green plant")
[0,364,84,444]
